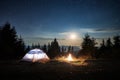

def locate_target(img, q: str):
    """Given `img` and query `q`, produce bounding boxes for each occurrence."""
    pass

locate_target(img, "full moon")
[69,33,77,40]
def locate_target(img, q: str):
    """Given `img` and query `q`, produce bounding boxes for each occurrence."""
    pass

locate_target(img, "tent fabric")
[22,49,49,63]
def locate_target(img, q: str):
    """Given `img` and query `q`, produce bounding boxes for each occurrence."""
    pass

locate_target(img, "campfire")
[65,54,74,61]
[55,53,76,62]
[55,53,88,66]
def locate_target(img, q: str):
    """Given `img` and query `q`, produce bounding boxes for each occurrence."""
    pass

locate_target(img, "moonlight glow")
[69,33,77,40]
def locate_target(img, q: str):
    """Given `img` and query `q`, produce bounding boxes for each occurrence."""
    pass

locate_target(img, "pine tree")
[0,22,25,59]
[97,39,106,58]
[61,46,65,53]
[106,38,113,48]
[47,38,60,59]
[67,46,71,53]
[112,35,120,59]
[113,35,120,48]
[15,36,25,59]
[42,44,47,53]
[78,34,97,58]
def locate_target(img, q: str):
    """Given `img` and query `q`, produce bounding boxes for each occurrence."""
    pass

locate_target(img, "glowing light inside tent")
[22,49,49,63]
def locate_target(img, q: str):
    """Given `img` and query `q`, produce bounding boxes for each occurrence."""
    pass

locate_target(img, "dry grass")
[0,59,120,80]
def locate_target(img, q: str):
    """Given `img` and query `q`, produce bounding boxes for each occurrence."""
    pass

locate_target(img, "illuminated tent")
[22,49,49,63]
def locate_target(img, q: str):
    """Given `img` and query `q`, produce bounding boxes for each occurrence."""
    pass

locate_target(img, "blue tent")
[22,49,49,62]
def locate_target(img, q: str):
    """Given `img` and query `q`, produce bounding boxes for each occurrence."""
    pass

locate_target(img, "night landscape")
[0,0,120,80]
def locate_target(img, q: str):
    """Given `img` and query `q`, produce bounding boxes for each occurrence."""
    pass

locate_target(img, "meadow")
[0,59,119,80]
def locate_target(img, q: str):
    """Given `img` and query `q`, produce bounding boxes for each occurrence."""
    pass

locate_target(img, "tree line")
[26,39,74,59]
[0,23,74,59]
[78,34,120,59]
[0,23,120,60]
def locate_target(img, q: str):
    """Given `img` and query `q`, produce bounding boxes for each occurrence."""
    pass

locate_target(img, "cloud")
[75,28,120,34]
[59,32,79,37]
[24,37,65,40]
[59,32,74,35]
[78,28,95,33]
[58,29,95,36]
[94,28,120,33]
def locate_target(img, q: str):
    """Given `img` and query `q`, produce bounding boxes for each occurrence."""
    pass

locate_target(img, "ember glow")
[66,54,73,61]
[55,53,88,66]
[55,53,76,62]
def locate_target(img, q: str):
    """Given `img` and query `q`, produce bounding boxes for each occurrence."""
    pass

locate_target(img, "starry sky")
[0,0,120,46]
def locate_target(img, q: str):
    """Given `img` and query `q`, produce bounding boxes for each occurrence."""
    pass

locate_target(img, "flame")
[66,54,73,61]
[55,54,88,66]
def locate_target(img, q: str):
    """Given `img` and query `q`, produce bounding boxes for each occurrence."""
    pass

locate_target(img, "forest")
[0,22,120,60]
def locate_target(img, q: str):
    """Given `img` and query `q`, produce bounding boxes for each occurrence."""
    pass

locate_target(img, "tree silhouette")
[67,46,71,53]
[112,35,120,59]
[101,39,105,48]
[105,38,113,58]
[0,23,26,59]
[61,46,67,56]
[97,36,120,59]
[47,38,60,59]
[78,34,97,58]
[31,43,40,49]
[61,46,64,53]
[15,36,26,59]
[31,43,35,49]
[113,35,120,48]
[42,44,47,53]
[106,38,113,48]
[97,39,106,58]
[26,45,31,53]
[67,46,74,53]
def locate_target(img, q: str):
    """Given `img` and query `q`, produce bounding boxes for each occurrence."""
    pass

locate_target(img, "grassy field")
[0,59,120,80]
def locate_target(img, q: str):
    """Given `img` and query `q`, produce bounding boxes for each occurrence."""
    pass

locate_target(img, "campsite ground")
[0,59,120,80]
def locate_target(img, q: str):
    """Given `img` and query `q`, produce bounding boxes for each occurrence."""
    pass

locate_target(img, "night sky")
[0,0,120,46]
